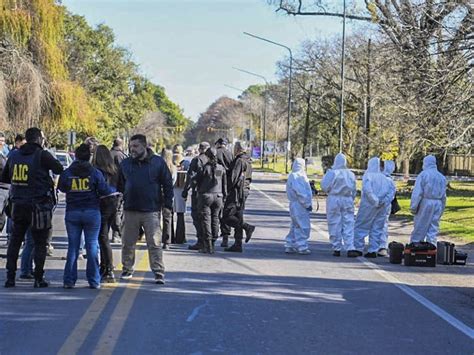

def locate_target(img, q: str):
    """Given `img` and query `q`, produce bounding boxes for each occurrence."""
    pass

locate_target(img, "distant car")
[55,151,73,168]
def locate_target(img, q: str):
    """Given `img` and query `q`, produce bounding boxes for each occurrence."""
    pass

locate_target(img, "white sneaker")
[377,248,388,257]
[298,249,312,255]
[285,247,297,254]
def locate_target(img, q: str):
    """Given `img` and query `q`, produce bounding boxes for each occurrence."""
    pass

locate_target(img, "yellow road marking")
[92,252,150,355]
[57,251,146,355]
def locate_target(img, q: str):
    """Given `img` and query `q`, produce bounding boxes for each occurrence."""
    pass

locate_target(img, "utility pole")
[366,38,372,163]
[339,0,347,153]
[302,84,313,159]
[243,32,293,173]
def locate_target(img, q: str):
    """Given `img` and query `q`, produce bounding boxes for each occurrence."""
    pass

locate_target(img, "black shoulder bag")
[31,150,55,230]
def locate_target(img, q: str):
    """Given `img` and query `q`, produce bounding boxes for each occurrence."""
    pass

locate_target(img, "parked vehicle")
[56,150,73,168]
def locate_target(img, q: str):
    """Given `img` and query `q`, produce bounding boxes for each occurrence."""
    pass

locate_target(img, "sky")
[63,0,358,121]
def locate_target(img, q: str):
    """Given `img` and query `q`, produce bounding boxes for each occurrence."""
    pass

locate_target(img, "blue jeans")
[64,209,101,287]
[20,228,34,276]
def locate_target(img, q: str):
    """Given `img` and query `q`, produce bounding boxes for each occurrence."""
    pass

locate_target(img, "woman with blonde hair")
[161,149,177,249]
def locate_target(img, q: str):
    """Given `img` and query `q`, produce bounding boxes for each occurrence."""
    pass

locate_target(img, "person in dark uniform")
[215,138,233,247]
[196,148,226,254]
[59,144,115,289]
[182,142,210,250]
[2,127,63,288]
[223,142,255,253]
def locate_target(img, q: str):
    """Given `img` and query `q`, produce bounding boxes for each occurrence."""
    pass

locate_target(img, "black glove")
[182,190,188,199]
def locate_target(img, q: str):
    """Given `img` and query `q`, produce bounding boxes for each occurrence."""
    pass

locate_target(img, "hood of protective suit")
[332,153,347,170]
[292,158,306,174]
[422,155,437,171]
[383,160,395,176]
[367,157,381,173]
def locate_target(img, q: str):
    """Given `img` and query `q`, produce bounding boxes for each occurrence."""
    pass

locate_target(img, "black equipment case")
[454,250,468,265]
[404,242,436,267]
[437,241,455,265]
[389,241,404,264]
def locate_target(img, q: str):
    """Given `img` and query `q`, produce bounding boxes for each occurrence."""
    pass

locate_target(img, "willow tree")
[0,0,99,141]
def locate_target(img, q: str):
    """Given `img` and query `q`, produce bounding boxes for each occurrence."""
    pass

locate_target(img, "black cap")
[215,138,228,145]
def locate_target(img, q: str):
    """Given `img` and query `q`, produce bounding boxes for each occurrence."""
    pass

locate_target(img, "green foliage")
[0,3,32,47]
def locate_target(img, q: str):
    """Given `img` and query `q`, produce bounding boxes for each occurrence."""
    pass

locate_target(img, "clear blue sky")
[63,0,359,120]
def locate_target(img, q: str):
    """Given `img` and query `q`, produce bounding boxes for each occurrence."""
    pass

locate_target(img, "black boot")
[224,243,242,253]
[101,268,116,283]
[208,240,215,254]
[243,224,255,243]
[4,278,15,288]
[188,242,203,250]
[220,235,229,248]
[34,278,49,288]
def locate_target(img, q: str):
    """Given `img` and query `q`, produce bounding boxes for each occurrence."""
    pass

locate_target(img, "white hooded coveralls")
[285,159,312,251]
[354,157,396,253]
[379,160,396,250]
[410,155,446,245]
[321,153,356,251]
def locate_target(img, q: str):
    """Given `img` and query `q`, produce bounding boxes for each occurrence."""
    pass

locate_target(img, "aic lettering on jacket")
[12,164,29,184]
[71,177,90,191]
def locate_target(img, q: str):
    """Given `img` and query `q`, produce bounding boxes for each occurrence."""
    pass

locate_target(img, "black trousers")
[99,196,118,271]
[198,193,223,243]
[175,212,186,244]
[6,203,49,280]
[223,194,249,243]
[219,200,232,237]
[191,192,203,245]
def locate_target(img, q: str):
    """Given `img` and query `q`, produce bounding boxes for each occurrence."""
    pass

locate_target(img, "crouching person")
[285,158,312,255]
[58,144,114,289]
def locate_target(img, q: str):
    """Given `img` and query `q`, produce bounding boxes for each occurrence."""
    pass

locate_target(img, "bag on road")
[454,250,468,265]
[436,241,455,265]
[388,241,404,264]
[404,242,436,267]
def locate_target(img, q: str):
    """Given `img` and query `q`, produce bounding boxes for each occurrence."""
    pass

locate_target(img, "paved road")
[0,177,473,354]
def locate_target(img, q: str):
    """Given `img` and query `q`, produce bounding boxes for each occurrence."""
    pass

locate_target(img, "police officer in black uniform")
[196,148,226,254]
[214,138,233,247]
[223,142,255,253]
[2,127,63,287]
[182,142,210,250]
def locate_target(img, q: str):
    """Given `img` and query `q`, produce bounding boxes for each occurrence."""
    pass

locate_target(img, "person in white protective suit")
[410,155,446,246]
[320,153,359,257]
[353,157,396,258]
[285,158,313,255]
[378,160,396,257]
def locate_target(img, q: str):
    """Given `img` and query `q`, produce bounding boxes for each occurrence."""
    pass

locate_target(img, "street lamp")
[243,31,293,174]
[232,67,268,169]
[339,0,347,153]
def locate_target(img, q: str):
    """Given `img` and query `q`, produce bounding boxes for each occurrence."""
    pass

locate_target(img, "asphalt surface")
[0,176,473,354]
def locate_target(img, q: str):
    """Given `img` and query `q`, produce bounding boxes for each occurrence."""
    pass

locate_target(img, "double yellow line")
[58,250,150,355]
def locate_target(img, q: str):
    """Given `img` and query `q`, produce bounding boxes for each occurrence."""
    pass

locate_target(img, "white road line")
[254,182,474,340]
[186,300,209,322]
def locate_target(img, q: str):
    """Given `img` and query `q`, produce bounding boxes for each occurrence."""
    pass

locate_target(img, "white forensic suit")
[410,155,446,245]
[354,157,396,254]
[285,158,313,254]
[320,153,356,252]
[379,160,396,251]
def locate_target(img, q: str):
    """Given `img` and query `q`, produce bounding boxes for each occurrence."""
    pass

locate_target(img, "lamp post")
[243,31,293,173]
[339,0,347,153]
[232,67,268,168]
